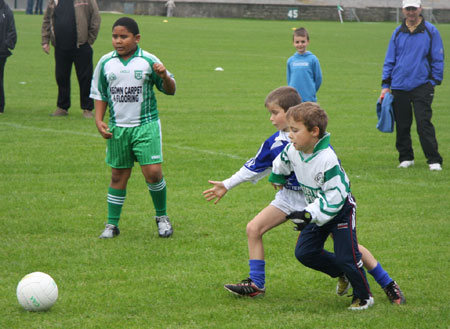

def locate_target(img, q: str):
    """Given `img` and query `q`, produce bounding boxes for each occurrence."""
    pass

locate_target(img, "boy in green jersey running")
[90,17,176,238]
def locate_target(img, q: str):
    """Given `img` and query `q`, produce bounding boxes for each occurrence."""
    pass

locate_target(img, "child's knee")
[111,169,130,186]
[295,248,315,266]
[142,164,163,183]
[246,221,263,239]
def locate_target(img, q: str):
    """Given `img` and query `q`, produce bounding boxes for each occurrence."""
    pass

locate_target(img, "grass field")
[1,12,449,329]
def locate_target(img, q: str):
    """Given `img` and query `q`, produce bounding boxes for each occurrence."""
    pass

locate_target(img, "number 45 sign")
[287,8,299,20]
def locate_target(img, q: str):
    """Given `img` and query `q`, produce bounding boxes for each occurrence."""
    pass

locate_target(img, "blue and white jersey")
[222,130,301,191]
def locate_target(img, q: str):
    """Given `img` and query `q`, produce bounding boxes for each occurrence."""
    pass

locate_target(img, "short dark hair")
[113,17,140,35]
[264,86,302,112]
[287,102,328,138]
[293,27,310,41]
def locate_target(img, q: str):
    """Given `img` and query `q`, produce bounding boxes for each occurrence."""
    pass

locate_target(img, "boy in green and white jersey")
[90,17,176,239]
[270,102,373,310]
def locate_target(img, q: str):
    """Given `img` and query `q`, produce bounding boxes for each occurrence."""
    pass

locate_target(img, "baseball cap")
[402,0,421,8]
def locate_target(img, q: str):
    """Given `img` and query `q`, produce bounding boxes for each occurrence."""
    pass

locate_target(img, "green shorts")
[106,120,163,169]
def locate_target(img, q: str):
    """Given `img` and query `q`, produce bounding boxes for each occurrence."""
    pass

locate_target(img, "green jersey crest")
[134,70,143,80]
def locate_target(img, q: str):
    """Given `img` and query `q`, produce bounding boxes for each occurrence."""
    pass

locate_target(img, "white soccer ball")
[16,272,58,311]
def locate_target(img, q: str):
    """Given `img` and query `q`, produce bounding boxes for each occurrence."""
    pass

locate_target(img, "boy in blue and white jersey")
[91,17,176,239]
[204,86,306,297]
[287,27,322,102]
[270,102,373,310]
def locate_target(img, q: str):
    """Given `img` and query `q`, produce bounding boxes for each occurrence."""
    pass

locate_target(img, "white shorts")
[270,188,307,215]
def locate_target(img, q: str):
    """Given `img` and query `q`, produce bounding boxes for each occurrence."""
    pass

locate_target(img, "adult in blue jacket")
[380,0,444,171]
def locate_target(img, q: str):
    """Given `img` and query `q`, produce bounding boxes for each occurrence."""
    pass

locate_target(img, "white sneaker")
[155,215,173,238]
[348,296,374,310]
[429,163,442,171]
[397,160,414,168]
[99,224,120,239]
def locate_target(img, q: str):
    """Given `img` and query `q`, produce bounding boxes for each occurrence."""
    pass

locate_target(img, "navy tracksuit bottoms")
[295,196,372,300]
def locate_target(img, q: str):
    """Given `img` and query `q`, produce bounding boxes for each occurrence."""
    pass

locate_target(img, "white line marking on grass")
[0,122,100,137]
[0,122,246,160]
[169,144,246,160]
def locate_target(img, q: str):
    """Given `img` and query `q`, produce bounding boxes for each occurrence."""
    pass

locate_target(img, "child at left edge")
[90,17,176,239]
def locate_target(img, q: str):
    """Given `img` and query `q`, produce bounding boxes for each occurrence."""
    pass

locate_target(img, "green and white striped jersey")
[90,46,175,127]
[269,133,351,226]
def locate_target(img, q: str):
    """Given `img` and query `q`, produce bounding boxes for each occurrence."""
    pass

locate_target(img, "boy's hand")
[153,63,176,95]
[153,63,168,79]
[96,121,112,139]
[202,180,228,204]
[271,183,283,190]
[286,210,312,231]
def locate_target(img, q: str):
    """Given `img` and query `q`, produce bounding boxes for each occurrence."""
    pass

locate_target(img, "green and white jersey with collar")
[269,133,351,226]
[90,46,175,128]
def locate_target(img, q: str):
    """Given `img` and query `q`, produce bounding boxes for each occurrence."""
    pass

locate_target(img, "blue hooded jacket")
[382,17,444,91]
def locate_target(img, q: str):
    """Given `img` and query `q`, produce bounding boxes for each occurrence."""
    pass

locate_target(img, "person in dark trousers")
[34,0,43,14]
[380,0,444,171]
[26,0,34,14]
[41,0,101,118]
[0,0,17,114]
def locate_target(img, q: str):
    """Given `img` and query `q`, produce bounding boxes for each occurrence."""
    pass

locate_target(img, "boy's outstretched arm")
[202,180,228,204]
[95,100,112,139]
[153,63,176,95]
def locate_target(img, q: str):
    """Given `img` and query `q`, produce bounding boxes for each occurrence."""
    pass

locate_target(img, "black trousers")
[392,83,442,165]
[54,43,94,111]
[0,57,6,112]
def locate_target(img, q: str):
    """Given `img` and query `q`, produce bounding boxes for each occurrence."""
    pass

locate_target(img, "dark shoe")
[83,109,94,118]
[224,278,265,298]
[383,280,406,305]
[50,108,68,116]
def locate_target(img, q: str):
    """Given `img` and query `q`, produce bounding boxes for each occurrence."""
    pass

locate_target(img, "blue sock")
[249,259,265,289]
[368,262,393,289]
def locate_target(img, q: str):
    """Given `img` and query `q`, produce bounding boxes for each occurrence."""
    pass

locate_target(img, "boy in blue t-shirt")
[287,27,322,102]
